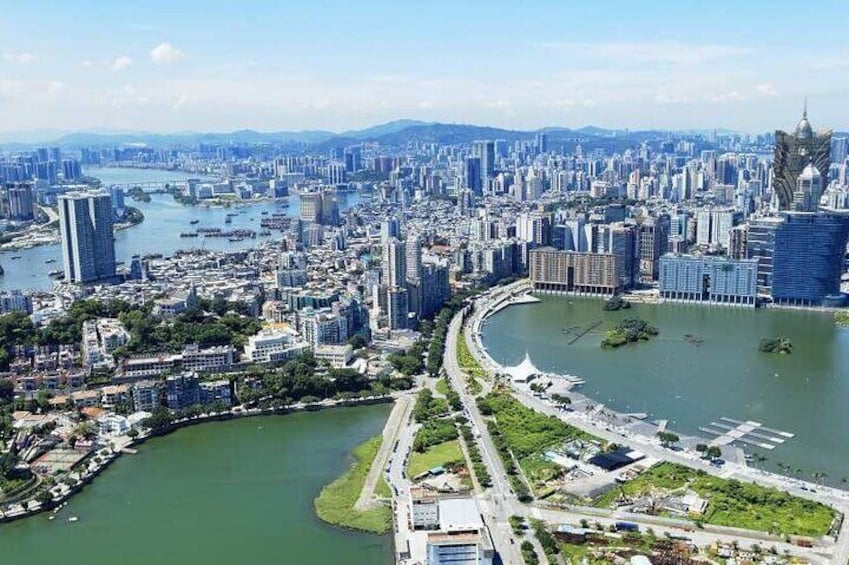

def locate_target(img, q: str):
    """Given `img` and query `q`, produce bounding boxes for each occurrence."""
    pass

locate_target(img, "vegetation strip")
[313,435,392,534]
[592,461,835,537]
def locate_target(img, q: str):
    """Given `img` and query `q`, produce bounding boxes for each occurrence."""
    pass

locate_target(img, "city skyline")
[2,0,849,135]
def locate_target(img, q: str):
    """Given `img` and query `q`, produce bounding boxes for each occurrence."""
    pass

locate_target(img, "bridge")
[106,181,188,193]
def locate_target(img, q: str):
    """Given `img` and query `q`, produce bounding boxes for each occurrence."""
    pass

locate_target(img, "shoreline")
[467,280,849,500]
[1,208,145,252]
[0,395,393,526]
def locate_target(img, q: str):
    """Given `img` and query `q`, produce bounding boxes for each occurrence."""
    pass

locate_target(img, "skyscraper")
[472,140,495,179]
[465,157,482,195]
[7,182,34,222]
[405,235,422,283]
[58,191,116,283]
[773,105,832,211]
[383,238,406,288]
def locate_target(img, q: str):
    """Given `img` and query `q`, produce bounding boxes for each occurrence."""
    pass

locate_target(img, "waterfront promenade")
[458,279,849,564]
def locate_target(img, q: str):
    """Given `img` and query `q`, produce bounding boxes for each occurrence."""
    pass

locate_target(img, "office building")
[464,157,482,195]
[658,254,758,306]
[58,191,117,283]
[472,140,495,179]
[638,215,670,281]
[748,212,849,305]
[773,106,832,211]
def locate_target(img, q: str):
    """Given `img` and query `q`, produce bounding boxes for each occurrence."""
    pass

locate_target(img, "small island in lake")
[759,336,793,354]
[601,317,659,348]
[603,295,631,311]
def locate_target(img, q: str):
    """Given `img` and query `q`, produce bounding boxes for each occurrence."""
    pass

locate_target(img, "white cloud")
[755,83,778,97]
[150,42,185,65]
[81,59,94,68]
[3,52,35,64]
[46,80,65,95]
[417,100,434,109]
[538,99,576,109]
[542,41,750,66]
[707,91,744,103]
[654,93,690,105]
[484,99,512,109]
[0,80,25,97]
[110,56,133,71]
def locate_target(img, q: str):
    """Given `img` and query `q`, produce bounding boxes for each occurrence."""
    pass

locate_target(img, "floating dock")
[699,417,794,450]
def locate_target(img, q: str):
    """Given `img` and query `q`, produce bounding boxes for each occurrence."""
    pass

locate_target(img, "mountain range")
[3,120,834,151]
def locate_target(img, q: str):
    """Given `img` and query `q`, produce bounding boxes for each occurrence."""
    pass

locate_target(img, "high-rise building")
[7,182,34,222]
[773,105,832,211]
[381,217,400,243]
[299,192,322,223]
[792,163,823,212]
[405,235,422,283]
[387,287,409,330]
[383,238,406,288]
[748,212,849,305]
[472,140,495,179]
[465,157,482,195]
[58,191,116,283]
[638,214,670,282]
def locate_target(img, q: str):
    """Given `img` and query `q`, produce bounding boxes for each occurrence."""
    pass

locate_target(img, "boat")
[261,211,268,215]
[224,216,232,224]
[45,259,56,264]
[11,256,21,260]
[228,237,244,242]
[190,219,200,225]
[48,270,62,277]
[68,516,78,523]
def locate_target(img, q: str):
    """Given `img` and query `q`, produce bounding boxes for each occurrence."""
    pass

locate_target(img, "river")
[481,295,849,485]
[0,405,394,564]
[0,167,363,292]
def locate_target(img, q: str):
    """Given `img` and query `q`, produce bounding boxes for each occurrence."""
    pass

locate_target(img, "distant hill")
[340,119,431,139]
[0,119,730,152]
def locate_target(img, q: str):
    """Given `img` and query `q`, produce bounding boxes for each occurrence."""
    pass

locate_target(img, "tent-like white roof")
[505,352,540,382]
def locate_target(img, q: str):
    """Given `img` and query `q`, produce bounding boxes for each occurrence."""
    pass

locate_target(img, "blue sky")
[0,0,847,134]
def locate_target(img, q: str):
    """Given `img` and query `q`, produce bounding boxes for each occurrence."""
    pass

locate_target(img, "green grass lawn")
[435,378,450,396]
[408,439,464,477]
[592,462,835,537]
[314,435,392,534]
[375,475,392,498]
[456,330,487,380]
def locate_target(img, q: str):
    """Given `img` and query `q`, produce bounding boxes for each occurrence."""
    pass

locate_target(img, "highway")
[444,313,546,565]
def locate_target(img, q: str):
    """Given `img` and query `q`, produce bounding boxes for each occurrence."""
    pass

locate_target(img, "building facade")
[658,254,758,306]
[58,191,116,283]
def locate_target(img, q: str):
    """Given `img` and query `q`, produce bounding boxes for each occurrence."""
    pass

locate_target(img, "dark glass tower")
[773,104,832,211]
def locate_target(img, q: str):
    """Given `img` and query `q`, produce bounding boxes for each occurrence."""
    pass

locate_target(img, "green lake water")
[0,405,393,564]
[481,296,849,485]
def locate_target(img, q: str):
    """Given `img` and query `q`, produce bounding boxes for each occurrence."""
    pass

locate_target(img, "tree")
[706,445,722,459]
[0,379,14,403]
[345,334,367,350]
[656,431,679,447]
